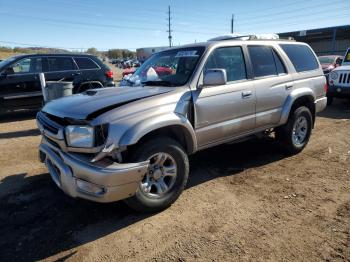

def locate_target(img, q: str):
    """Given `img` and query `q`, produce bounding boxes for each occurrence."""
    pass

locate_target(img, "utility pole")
[231,14,234,34]
[167,5,172,47]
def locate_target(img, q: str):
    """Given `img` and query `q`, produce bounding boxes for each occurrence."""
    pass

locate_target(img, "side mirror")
[2,67,14,76]
[0,70,8,78]
[203,69,227,87]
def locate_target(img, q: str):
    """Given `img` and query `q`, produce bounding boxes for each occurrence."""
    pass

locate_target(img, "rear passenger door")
[44,56,78,83]
[248,45,293,129]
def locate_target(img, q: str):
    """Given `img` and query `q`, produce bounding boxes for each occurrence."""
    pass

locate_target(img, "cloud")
[153,30,162,36]
[177,22,190,26]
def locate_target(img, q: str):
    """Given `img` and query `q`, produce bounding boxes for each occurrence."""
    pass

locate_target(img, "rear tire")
[124,137,189,213]
[276,106,313,154]
[327,96,333,106]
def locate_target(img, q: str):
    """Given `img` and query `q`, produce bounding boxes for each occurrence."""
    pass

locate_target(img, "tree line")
[86,48,136,59]
[0,46,136,60]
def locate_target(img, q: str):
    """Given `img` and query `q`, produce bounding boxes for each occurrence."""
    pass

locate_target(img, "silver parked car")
[37,35,327,212]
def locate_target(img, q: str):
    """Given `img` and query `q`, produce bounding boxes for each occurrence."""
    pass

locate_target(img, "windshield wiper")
[141,80,176,87]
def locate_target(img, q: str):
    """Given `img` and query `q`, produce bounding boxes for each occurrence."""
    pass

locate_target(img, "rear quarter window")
[75,57,100,69]
[280,44,319,72]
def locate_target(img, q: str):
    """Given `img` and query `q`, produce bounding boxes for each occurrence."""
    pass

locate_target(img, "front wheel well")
[126,125,195,158]
[290,95,315,126]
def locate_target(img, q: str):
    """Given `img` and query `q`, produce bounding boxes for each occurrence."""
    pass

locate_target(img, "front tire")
[124,137,189,213]
[277,106,313,154]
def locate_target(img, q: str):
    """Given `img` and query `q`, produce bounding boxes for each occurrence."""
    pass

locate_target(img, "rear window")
[47,57,75,71]
[75,57,99,69]
[280,44,319,72]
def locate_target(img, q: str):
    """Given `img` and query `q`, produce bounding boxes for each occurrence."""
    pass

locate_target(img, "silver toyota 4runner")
[37,35,327,212]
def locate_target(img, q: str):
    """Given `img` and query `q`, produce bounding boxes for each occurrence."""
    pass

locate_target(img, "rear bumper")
[39,140,148,203]
[315,96,327,113]
[327,85,350,98]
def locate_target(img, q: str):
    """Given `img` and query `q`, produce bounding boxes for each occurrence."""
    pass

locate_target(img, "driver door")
[193,46,256,148]
[0,57,43,109]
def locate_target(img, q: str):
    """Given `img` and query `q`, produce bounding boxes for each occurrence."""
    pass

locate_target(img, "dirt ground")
[0,100,349,262]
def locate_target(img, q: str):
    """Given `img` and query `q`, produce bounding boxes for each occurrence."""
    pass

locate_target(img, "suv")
[0,54,114,112]
[37,36,327,212]
[327,48,350,105]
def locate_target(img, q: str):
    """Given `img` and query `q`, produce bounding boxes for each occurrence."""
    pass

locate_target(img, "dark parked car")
[0,54,115,112]
[318,55,343,75]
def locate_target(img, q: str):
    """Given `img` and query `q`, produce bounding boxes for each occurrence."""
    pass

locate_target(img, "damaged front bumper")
[39,139,149,203]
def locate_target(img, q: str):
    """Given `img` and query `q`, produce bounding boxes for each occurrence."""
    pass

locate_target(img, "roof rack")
[208,34,295,41]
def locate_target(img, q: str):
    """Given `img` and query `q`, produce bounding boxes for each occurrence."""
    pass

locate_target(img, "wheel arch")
[280,88,316,127]
[119,113,197,155]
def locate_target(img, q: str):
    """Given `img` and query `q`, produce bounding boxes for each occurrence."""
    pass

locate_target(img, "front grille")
[338,73,350,84]
[46,136,60,149]
[37,111,63,135]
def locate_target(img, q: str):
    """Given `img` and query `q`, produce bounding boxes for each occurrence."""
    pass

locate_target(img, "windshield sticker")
[175,50,198,57]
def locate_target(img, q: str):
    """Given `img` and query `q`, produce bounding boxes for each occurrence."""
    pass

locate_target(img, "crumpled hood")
[42,86,173,120]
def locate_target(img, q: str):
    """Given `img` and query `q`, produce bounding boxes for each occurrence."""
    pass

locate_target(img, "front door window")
[8,57,43,74]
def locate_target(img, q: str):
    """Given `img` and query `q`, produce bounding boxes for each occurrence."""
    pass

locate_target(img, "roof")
[163,38,305,51]
[7,53,97,59]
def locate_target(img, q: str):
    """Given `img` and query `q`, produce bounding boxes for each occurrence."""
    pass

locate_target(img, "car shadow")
[317,99,350,119]
[0,138,286,261]
[0,110,38,124]
[0,128,40,139]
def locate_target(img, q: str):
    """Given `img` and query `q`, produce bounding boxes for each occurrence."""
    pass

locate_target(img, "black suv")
[0,54,115,112]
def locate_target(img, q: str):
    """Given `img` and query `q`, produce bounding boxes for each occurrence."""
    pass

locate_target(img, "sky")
[0,0,349,51]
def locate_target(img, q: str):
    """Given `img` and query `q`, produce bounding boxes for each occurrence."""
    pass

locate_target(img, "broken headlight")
[65,125,94,148]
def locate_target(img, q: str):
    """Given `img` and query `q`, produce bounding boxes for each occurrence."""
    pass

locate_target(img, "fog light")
[337,88,342,93]
[76,179,105,195]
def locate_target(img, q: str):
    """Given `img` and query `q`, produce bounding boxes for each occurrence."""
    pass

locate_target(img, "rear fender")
[279,87,315,125]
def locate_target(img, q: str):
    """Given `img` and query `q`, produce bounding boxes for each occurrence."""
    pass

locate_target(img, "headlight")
[65,125,94,148]
[330,71,338,80]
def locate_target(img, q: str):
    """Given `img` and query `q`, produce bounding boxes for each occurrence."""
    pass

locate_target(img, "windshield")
[318,56,335,64]
[344,49,350,64]
[123,47,205,87]
[0,56,19,69]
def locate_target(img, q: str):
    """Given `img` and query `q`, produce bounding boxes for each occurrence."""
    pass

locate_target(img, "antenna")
[167,5,173,47]
[231,14,234,34]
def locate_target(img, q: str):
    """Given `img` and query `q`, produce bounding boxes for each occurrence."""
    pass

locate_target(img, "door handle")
[72,72,82,76]
[285,84,293,90]
[242,91,252,99]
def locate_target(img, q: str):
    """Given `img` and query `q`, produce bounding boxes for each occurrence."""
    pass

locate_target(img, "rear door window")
[272,49,286,75]
[248,46,278,77]
[280,44,319,72]
[74,57,99,69]
[47,57,75,72]
[204,46,247,82]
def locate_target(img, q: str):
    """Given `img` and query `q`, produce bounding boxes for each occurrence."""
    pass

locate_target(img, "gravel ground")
[0,100,349,262]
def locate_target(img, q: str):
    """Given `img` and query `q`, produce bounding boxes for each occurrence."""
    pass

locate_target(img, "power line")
[237,6,349,29]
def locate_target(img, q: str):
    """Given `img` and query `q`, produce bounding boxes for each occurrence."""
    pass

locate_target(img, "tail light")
[324,82,328,93]
[106,70,113,79]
